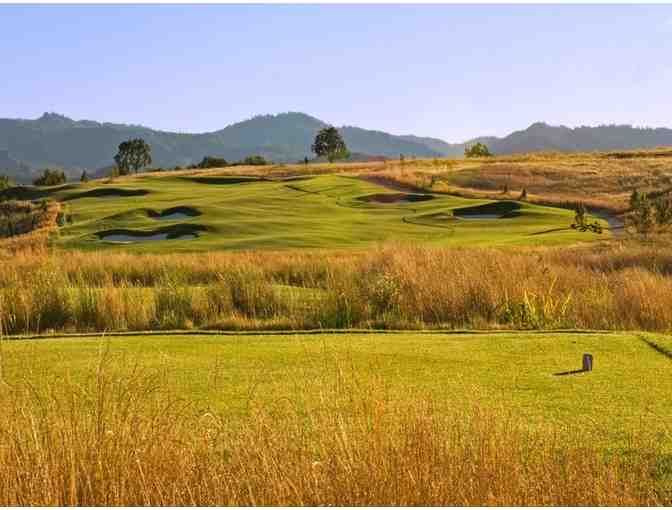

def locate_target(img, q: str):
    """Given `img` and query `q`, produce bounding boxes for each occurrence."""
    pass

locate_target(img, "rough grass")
[0,337,669,505]
[0,200,61,254]
[2,242,672,335]
[359,147,672,215]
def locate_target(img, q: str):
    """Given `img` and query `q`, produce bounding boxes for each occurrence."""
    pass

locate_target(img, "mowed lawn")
[13,173,607,252]
[3,331,671,449]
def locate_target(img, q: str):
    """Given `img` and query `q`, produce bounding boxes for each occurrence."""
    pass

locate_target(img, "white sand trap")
[157,212,192,220]
[102,233,198,243]
[454,213,501,220]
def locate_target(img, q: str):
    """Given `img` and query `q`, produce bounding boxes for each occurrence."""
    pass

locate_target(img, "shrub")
[197,156,228,169]
[241,155,268,166]
[464,142,492,158]
[33,168,66,186]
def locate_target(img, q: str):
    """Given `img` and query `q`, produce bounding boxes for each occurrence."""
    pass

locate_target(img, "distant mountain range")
[2,112,672,183]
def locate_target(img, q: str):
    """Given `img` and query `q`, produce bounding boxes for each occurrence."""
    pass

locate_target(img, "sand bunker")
[97,224,205,243]
[64,188,149,201]
[358,193,434,204]
[156,212,191,220]
[453,201,521,220]
[149,206,201,221]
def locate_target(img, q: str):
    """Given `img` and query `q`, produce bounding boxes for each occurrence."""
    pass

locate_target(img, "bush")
[33,169,66,186]
[241,155,268,166]
[197,156,228,169]
[464,142,492,158]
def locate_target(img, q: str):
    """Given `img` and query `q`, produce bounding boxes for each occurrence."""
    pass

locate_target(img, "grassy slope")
[26,173,605,252]
[3,331,670,448]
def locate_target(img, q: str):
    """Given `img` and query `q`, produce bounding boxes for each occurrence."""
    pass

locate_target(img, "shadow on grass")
[639,336,672,360]
[529,227,573,236]
[0,184,78,201]
[553,368,589,376]
[63,188,150,201]
[181,176,265,185]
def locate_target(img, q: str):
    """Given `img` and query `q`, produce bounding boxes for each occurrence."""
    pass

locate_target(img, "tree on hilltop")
[312,127,349,163]
[464,142,492,158]
[114,138,152,175]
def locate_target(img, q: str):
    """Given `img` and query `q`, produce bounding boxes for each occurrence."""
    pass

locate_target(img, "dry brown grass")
[0,352,666,506]
[355,148,672,215]
[2,240,672,335]
[0,200,61,255]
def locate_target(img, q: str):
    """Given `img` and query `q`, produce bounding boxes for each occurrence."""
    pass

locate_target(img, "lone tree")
[464,142,492,158]
[80,170,89,183]
[312,127,349,163]
[114,138,152,175]
[33,169,66,186]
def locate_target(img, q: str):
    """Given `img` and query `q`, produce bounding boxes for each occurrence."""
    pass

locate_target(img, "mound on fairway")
[358,192,434,204]
[181,175,264,185]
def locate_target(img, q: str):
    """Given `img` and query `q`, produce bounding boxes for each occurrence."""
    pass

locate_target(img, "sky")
[2,4,672,141]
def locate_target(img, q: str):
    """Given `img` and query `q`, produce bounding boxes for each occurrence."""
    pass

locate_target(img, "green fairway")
[14,173,607,251]
[3,331,671,448]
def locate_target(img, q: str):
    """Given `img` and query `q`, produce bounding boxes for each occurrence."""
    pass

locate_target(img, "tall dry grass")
[0,200,61,255]
[0,352,667,506]
[2,241,672,335]
[359,148,672,214]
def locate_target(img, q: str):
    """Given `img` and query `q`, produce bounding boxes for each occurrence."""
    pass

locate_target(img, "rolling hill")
[2,111,672,183]
[0,112,441,182]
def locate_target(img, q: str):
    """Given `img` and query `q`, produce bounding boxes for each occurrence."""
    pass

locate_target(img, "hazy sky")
[2,4,671,141]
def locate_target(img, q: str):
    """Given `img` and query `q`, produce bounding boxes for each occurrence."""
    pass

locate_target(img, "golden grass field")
[0,349,669,506]
[2,147,672,505]
[1,241,672,335]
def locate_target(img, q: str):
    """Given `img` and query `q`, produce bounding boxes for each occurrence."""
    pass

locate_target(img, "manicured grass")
[3,330,670,448]
[18,173,607,252]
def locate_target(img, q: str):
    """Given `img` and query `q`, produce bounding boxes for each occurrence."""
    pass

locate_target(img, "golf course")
[6,172,607,252]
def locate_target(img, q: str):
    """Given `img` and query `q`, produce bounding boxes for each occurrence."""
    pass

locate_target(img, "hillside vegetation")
[3,111,672,181]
